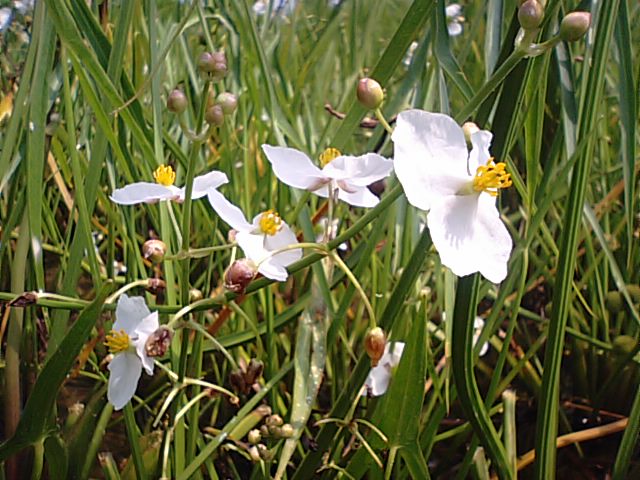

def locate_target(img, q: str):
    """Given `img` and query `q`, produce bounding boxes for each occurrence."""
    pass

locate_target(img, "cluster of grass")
[0,0,638,478]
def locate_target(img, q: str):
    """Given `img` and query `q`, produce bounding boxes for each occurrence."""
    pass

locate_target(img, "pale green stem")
[105,279,154,304]
[374,108,394,134]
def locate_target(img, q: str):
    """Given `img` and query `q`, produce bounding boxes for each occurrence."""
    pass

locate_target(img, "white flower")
[446,3,464,37]
[110,165,228,205]
[392,110,513,283]
[0,8,12,32]
[262,145,393,208]
[105,295,159,410]
[363,342,405,397]
[207,190,302,281]
[252,0,295,17]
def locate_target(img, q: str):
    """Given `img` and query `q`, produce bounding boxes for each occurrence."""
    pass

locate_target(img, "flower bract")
[362,342,405,397]
[261,145,393,208]
[106,295,159,410]
[110,165,228,205]
[392,109,513,283]
[207,190,301,281]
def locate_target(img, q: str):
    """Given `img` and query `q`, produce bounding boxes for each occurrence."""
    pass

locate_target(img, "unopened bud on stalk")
[356,77,384,110]
[142,239,167,263]
[197,52,216,73]
[462,121,480,144]
[266,414,284,428]
[559,12,591,42]
[145,278,166,295]
[224,259,257,294]
[364,327,386,367]
[189,288,203,302]
[167,89,187,114]
[248,445,261,462]
[517,0,544,30]
[280,424,294,438]
[210,51,228,80]
[145,326,173,357]
[217,92,238,114]
[205,104,225,126]
[248,429,262,445]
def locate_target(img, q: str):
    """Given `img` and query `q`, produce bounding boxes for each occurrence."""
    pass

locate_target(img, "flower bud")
[245,358,264,385]
[224,259,257,294]
[205,104,224,126]
[626,284,640,304]
[142,239,167,263]
[216,92,238,115]
[518,0,544,30]
[197,52,216,73]
[248,445,261,462]
[280,424,294,438]
[145,278,166,295]
[605,291,623,313]
[462,121,480,144]
[248,429,262,445]
[612,335,637,357]
[266,414,283,428]
[356,77,384,110]
[364,327,386,367]
[145,326,173,357]
[189,288,203,302]
[210,51,228,80]
[167,89,187,114]
[229,370,247,394]
[559,12,591,42]
[257,443,271,461]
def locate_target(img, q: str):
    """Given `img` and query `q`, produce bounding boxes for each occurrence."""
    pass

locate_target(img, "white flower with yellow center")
[261,145,393,208]
[392,110,513,283]
[105,295,159,410]
[362,342,405,397]
[110,164,228,205]
[207,191,302,281]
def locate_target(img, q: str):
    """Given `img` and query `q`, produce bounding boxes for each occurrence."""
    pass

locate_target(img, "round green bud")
[518,0,544,30]
[356,77,384,110]
[559,12,591,42]
[205,104,225,126]
[605,291,623,313]
[612,335,637,356]
[216,92,238,114]
[167,89,188,114]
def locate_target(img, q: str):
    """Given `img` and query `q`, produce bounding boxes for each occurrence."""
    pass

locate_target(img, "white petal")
[114,295,151,333]
[447,21,463,37]
[337,185,381,208]
[468,130,493,172]
[473,317,490,356]
[186,171,229,200]
[362,342,405,397]
[321,153,393,186]
[107,353,142,410]
[236,231,269,265]
[263,222,302,268]
[427,194,512,283]
[392,110,469,210]
[133,311,159,375]
[262,145,328,190]
[207,190,252,231]
[445,3,462,18]
[110,183,180,205]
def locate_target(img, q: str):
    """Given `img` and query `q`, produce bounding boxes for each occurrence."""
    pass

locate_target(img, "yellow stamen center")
[258,209,283,236]
[472,158,512,196]
[319,147,342,167]
[104,329,131,354]
[153,165,176,186]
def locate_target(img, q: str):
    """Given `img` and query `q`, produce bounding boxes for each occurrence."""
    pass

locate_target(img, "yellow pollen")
[258,209,283,236]
[472,158,512,196]
[104,329,131,354]
[153,165,176,186]
[319,147,342,167]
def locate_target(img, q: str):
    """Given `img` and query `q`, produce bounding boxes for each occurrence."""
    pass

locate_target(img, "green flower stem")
[612,381,640,479]
[451,273,512,479]
[166,243,235,260]
[105,279,155,304]
[123,403,146,480]
[374,108,394,134]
